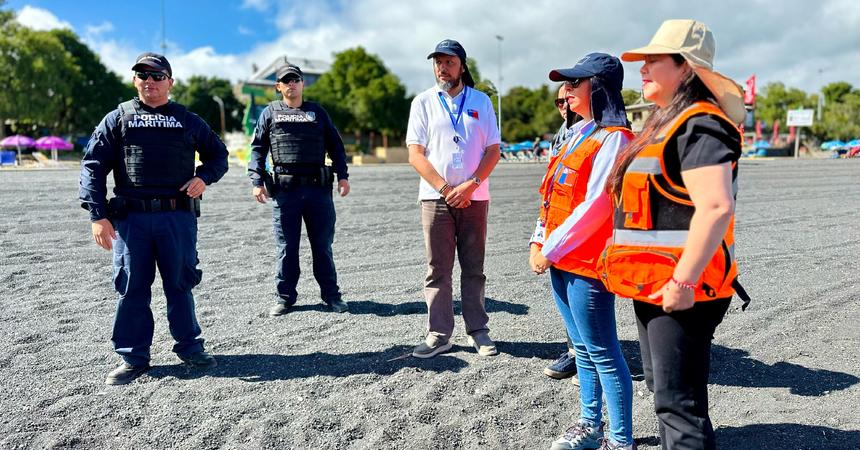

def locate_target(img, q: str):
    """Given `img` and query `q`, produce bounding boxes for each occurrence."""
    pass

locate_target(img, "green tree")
[304,46,410,150]
[754,82,814,127]
[499,85,558,142]
[50,29,135,135]
[171,76,243,134]
[0,19,76,137]
[621,88,642,106]
[813,82,860,140]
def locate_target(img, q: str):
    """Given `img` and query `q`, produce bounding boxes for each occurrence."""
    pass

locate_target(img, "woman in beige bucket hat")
[599,19,750,450]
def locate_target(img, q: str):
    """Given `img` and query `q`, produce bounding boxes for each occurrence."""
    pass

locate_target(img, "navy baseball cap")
[132,52,172,77]
[549,53,623,90]
[276,64,303,81]
[427,39,467,61]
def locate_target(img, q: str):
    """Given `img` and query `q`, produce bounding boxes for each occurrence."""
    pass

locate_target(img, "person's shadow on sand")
[289,297,528,316]
[147,345,467,382]
[715,423,859,448]
[493,340,857,397]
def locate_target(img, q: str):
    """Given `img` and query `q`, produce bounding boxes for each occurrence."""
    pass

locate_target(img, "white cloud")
[14,5,72,31]
[85,21,114,36]
[237,26,253,36]
[241,0,270,12]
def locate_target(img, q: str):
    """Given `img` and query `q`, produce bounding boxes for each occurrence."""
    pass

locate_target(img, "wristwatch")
[471,176,482,186]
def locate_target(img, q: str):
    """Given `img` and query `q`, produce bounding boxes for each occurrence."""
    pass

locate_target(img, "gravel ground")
[1,159,858,449]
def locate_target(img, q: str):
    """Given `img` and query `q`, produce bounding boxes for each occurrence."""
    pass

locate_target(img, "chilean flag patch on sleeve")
[467,109,479,119]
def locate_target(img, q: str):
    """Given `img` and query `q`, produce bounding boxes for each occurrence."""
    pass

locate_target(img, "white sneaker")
[467,331,499,356]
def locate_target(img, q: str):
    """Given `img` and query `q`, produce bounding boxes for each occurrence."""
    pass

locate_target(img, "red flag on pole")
[771,120,779,144]
[788,126,796,142]
[744,75,756,105]
[755,120,763,140]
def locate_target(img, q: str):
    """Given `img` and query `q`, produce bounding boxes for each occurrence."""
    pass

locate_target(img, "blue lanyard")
[549,123,598,184]
[437,87,468,134]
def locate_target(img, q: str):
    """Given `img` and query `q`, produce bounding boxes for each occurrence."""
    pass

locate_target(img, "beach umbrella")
[821,140,845,150]
[0,135,36,166]
[845,139,860,148]
[35,136,73,161]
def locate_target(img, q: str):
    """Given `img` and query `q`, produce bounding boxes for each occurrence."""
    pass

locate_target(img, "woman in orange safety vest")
[601,19,749,450]
[529,53,635,450]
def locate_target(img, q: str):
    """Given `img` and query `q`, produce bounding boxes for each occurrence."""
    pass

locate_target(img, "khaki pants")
[420,199,489,341]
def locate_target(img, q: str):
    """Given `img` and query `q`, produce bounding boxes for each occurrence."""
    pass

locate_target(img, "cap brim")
[548,67,594,82]
[620,44,681,62]
[693,67,747,124]
[132,62,169,73]
[427,50,458,59]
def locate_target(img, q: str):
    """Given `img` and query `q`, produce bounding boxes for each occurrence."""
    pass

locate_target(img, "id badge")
[452,151,464,169]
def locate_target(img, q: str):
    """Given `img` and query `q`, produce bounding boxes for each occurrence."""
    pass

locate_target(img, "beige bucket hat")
[621,19,746,124]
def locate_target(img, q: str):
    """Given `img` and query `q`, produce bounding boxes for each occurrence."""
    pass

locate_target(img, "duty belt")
[109,196,201,217]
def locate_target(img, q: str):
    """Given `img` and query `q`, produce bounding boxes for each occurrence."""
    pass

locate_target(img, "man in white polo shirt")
[406,39,501,359]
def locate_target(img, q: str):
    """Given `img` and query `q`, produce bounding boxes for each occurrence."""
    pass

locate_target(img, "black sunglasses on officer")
[278,75,303,84]
[135,71,169,82]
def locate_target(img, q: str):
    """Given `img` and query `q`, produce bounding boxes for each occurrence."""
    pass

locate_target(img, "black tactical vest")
[268,101,326,166]
[115,100,196,190]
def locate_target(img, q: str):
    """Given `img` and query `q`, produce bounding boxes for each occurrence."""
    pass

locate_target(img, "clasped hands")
[443,181,477,208]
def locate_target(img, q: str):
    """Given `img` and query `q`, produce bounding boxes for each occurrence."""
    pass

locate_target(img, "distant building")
[239,55,331,135]
[625,99,654,133]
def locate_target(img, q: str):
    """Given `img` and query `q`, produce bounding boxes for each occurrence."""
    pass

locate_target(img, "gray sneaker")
[597,439,636,450]
[550,420,604,450]
[467,331,499,356]
[412,337,453,359]
[268,303,291,317]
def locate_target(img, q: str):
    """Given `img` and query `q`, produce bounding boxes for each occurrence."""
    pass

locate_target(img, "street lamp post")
[212,95,226,138]
[495,35,503,137]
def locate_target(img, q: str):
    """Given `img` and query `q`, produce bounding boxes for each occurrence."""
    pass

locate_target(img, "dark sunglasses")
[135,71,168,81]
[563,78,586,89]
[554,98,567,107]
[279,77,303,84]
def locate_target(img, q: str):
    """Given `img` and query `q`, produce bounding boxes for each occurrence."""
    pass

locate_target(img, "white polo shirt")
[406,84,500,200]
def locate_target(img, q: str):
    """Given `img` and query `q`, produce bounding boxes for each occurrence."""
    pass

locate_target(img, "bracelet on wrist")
[438,183,451,195]
[671,277,696,291]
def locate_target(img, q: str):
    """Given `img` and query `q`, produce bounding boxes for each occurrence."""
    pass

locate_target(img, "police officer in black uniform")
[248,63,350,316]
[79,52,229,385]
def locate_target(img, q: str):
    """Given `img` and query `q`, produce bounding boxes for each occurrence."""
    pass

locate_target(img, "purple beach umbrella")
[0,135,36,166]
[35,136,73,161]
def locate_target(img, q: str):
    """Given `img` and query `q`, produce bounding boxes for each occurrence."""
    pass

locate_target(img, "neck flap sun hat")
[549,52,629,128]
[620,19,747,125]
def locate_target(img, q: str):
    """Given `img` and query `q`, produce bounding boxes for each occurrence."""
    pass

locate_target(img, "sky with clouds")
[9,0,860,96]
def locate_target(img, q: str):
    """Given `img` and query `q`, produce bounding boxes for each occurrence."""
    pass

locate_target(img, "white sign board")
[787,109,814,127]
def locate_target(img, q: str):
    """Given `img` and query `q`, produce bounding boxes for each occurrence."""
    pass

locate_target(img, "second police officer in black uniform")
[248,63,351,316]
[79,52,229,385]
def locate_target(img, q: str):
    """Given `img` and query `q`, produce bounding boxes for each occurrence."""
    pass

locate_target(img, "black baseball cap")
[549,52,623,90]
[427,39,467,61]
[276,64,303,81]
[132,52,172,77]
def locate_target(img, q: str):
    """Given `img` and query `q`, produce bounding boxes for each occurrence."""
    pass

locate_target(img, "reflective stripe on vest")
[599,101,741,303]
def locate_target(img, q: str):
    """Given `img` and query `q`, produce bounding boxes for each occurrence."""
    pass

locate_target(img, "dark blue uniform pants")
[111,211,205,366]
[272,185,341,306]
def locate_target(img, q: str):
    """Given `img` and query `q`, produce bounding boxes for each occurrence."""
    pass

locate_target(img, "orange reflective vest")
[539,125,634,279]
[598,101,749,308]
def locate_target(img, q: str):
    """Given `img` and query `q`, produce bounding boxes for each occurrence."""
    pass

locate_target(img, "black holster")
[274,165,334,188]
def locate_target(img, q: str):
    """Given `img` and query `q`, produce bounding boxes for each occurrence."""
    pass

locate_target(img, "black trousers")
[634,298,731,450]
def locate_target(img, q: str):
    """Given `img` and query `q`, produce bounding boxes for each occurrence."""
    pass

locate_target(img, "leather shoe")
[105,363,150,385]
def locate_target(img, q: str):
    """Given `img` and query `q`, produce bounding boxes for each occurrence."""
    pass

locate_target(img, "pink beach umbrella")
[35,136,73,161]
[0,135,36,166]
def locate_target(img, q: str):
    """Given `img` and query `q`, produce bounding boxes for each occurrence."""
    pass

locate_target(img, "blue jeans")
[111,211,205,366]
[272,185,341,305]
[549,268,633,446]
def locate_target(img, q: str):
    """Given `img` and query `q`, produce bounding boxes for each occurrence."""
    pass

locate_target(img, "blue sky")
[9,1,860,95]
